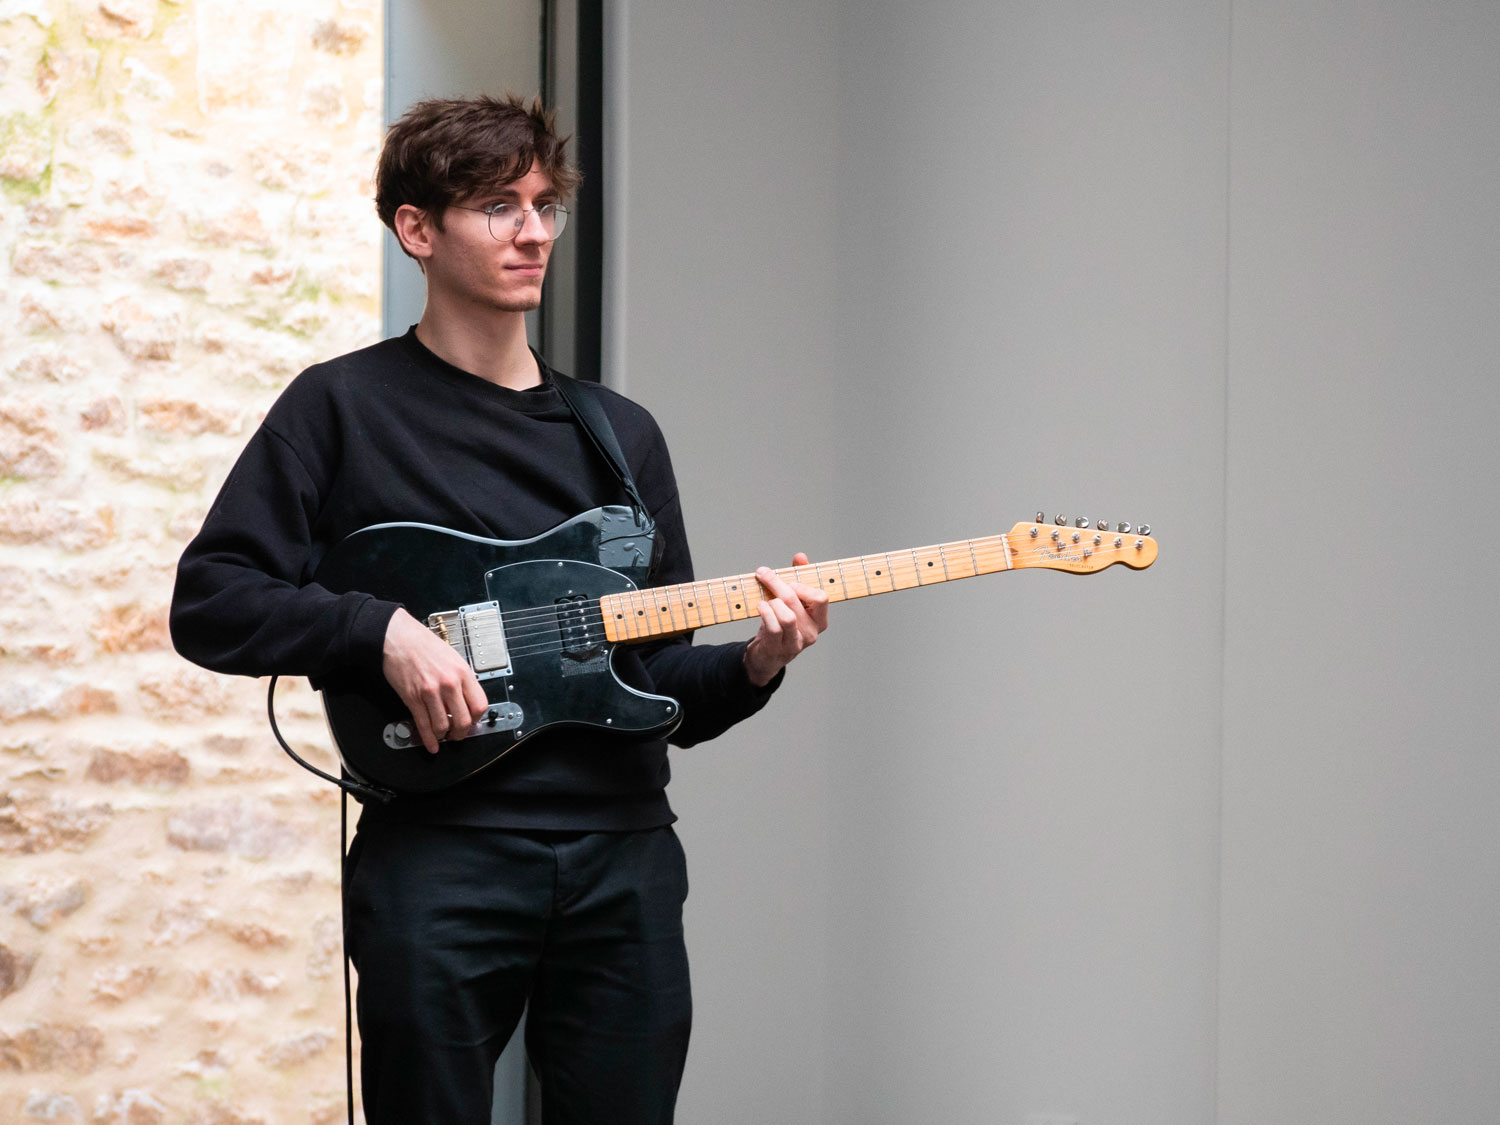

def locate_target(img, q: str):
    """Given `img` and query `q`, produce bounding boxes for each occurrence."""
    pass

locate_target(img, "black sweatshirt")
[171,329,780,830]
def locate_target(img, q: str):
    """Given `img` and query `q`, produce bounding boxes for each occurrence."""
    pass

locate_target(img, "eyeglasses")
[450,202,570,242]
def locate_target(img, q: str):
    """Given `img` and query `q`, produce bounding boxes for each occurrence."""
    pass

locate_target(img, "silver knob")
[394,721,412,741]
[1117,522,1131,534]
[1093,534,1102,545]
[1139,524,1151,535]
[1074,516,1089,528]
[1030,526,1039,538]
[1097,519,1108,531]
[1135,538,1145,550]
[1050,529,1060,541]
[1055,514,1067,526]
[1071,531,1080,543]
[1114,537,1123,548]
[1036,511,1046,523]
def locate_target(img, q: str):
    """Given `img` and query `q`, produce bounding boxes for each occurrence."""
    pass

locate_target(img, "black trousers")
[343,822,692,1124]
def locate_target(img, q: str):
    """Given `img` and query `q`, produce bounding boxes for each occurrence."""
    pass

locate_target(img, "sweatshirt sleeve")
[638,635,784,748]
[170,424,400,680]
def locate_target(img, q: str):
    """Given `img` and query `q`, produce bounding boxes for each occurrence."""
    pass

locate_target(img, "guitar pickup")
[427,601,512,680]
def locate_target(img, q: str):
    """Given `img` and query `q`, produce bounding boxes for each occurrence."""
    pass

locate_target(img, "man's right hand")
[381,608,489,754]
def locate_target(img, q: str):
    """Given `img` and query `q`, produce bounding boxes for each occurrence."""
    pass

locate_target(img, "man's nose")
[513,209,550,244]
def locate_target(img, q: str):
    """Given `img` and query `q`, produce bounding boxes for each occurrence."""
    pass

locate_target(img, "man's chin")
[491,291,543,313]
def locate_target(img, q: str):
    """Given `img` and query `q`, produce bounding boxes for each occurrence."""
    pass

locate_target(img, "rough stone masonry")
[2,0,382,1119]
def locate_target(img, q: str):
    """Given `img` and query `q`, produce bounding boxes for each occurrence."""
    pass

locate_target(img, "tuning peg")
[1074,516,1088,528]
[1139,523,1150,535]
[1096,519,1108,531]
[1036,511,1045,524]
[1116,522,1131,534]
[1055,514,1067,526]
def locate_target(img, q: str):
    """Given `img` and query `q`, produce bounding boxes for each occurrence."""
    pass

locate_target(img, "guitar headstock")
[1007,514,1157,573]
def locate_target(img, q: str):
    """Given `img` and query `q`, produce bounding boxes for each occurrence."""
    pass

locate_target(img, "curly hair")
[375,94,581,248]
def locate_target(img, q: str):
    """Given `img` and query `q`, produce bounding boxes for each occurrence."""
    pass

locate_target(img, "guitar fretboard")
[600,534,1014,643]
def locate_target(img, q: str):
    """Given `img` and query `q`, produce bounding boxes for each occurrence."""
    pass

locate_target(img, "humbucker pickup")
[428,601,512,680]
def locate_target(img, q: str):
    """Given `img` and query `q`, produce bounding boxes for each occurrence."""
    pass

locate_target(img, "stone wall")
[1,0,381,1120]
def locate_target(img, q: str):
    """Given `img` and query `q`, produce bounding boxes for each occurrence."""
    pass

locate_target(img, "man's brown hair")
[375,93,581,248]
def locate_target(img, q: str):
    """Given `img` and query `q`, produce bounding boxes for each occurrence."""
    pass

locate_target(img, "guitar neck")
[599,519,1157,644]
[601,535,1010,643]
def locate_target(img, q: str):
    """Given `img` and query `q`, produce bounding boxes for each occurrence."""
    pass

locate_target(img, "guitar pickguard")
[314,507,680,795]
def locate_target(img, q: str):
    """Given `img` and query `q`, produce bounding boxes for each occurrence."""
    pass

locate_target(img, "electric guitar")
[314,506,1157,795]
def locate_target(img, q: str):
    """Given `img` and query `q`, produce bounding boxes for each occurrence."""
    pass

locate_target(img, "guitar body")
[314,506,680,795]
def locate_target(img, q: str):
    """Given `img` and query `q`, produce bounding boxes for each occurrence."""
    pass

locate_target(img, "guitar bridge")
[428,601,512,681]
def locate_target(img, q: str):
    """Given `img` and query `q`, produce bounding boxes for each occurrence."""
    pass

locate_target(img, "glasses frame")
[450,201,570,243]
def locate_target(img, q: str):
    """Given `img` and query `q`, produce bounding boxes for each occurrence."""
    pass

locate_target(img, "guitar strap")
[546,360,658,546]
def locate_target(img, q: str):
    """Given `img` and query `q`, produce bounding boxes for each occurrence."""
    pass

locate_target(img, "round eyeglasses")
[450,202,570,242]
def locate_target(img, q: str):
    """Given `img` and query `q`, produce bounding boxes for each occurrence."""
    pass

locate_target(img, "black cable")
[265,676,395,804]
[342,788,355,1125]
[265,677,384,1121]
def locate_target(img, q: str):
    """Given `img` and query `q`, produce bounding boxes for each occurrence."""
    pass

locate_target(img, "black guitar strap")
[545,359,655,533]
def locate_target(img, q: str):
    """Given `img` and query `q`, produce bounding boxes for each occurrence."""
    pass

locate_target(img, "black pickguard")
[314,506,679,795]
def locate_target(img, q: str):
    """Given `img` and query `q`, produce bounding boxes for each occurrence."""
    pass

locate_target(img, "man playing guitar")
[171,94,827,1123]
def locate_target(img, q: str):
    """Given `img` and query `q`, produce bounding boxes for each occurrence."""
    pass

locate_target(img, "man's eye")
[537,203,556,217]
[489,203,519,218]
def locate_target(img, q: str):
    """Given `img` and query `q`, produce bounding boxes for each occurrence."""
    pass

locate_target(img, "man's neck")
[414,307,541,390]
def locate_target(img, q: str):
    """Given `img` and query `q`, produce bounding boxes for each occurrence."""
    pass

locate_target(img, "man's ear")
[393,204,436,263]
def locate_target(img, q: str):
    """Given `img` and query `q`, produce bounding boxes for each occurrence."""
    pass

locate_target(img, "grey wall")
[1218,3,1500,1122]
[819,4,1225,1123]
[611,1,1499,1123]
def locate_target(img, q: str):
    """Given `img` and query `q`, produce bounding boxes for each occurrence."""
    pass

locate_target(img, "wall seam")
[1213,0,1235,1122]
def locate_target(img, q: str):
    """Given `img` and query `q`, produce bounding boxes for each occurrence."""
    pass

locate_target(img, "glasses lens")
[487,205,568,242]
[487,204,518,242]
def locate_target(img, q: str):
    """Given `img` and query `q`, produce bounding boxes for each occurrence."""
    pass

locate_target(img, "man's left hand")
[744,552,829,687]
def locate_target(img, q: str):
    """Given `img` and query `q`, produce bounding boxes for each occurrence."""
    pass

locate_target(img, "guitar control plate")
[383,703,524,749]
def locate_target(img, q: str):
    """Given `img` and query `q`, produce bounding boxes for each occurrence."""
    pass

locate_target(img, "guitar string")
[475,542,1149,660]
[485,540,1146,639]
[483,538,1147,636]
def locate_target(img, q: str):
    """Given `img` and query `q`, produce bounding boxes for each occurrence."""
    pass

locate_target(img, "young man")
[171,95,827,1123]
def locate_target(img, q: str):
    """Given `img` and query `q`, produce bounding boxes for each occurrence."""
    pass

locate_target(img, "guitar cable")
[266,676,395,805]
[265,676,393,1125]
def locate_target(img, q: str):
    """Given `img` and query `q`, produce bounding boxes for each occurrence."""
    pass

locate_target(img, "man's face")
[425,164,558,314]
